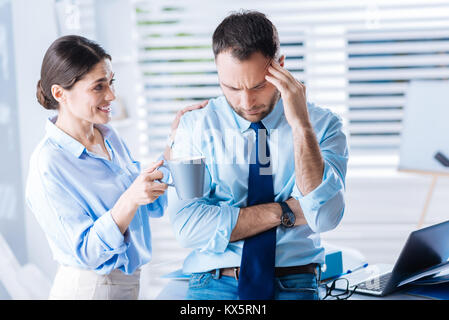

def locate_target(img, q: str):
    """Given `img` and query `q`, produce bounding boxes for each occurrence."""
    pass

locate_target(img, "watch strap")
[279,201,295,228]
[279,201,292,214]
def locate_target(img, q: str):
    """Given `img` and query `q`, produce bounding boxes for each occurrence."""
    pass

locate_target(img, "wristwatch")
[279,201,296,228]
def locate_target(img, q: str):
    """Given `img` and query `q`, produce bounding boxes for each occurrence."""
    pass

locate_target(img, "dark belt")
[210,263,318,280]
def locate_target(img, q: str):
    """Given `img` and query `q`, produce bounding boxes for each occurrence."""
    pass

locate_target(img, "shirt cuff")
[158,164,171,184]
[146,192,168,218]
[92,211,129,252]
[291,160,344,215]
[202,205,240,253]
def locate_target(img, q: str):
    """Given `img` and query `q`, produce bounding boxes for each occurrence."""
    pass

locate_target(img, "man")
[167,10,348,300]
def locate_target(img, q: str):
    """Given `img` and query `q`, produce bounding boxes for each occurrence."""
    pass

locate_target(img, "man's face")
[216,51,282,123]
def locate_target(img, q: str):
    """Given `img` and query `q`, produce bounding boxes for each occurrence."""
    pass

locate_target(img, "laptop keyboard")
[354,272,392,293]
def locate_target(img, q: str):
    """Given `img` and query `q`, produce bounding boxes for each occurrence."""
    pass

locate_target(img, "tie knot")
[250,121,266,131]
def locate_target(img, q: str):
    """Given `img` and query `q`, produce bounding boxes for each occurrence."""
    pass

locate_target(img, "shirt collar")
[45,116,113,158]
[229,97,284,135]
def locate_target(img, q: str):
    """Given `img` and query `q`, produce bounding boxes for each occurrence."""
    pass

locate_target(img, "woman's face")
[62,58,116,125]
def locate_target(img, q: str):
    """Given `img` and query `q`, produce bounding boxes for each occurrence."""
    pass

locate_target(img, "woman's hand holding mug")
[126,160,168,206]
[112,160,168,234]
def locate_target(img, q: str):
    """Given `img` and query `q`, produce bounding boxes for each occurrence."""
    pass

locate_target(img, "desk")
[155,279,428,300]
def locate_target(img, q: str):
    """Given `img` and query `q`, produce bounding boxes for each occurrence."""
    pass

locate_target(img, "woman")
[26,35,206,299]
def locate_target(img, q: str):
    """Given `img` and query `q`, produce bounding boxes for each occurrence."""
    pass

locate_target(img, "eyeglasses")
[322,278,358,300]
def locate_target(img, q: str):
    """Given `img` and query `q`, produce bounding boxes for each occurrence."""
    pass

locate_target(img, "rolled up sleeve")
[291,160,345,233]
[92,211,130,251]
[168,198,240,253]
[38,174,130,270]
[291,113,348,233]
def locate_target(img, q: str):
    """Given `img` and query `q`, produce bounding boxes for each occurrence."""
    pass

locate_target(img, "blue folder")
[406,282,449,300]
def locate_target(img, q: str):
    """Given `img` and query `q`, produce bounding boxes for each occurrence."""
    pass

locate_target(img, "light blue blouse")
[26,116,168,275]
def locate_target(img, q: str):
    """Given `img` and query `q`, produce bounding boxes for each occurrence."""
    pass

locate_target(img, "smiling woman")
[36,36,111,111]
[26,35,173,299]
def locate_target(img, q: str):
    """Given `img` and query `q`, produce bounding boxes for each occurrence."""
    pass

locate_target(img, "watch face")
[281,211,295,228]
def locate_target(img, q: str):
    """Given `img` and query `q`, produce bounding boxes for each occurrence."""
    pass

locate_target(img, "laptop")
[336,219,449,296]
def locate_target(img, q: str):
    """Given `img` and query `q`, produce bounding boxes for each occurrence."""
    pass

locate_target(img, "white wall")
[12,0,59,278]
[322,171,449,265]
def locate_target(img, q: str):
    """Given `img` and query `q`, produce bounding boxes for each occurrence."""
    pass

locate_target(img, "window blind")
[346,27,449,172]
[132,0,449,171]
[132,1,310,160]
[54,0,96,39]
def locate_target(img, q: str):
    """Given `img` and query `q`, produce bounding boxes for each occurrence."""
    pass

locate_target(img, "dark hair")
[212,10,280,60]
[36,35,111,110]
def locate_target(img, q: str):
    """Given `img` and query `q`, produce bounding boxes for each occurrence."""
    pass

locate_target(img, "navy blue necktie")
[238,121,276,300]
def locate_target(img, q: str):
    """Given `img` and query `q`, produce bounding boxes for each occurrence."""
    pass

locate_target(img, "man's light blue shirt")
[168,96,348,274]
[26,116,168,275]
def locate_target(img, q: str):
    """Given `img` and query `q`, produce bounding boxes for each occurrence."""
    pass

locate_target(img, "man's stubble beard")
[226,89,281,123]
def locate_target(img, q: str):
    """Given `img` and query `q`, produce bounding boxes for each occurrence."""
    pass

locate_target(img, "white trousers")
[48,265,140,300]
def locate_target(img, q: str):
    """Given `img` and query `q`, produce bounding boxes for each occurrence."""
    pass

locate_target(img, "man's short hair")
[212,10,280,60]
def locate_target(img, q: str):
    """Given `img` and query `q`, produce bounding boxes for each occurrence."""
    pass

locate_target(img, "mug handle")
[158,162,175,187]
